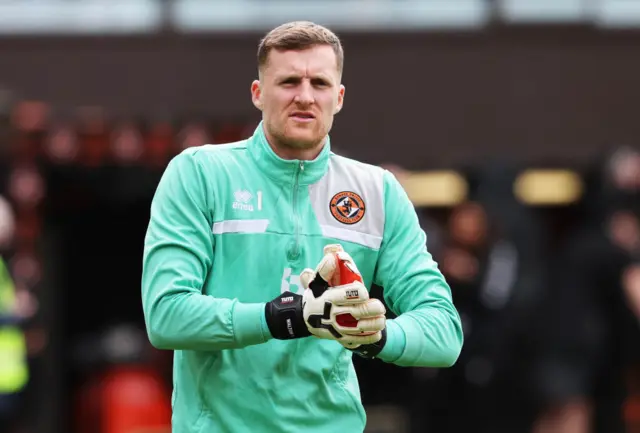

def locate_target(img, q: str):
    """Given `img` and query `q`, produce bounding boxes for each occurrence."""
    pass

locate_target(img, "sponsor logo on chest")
[232,189,263,212]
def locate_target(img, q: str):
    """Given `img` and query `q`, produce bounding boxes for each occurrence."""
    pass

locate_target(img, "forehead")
[264,45,339,77]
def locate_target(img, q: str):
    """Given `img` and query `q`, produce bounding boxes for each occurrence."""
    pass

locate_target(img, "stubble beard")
[271,121,326,151]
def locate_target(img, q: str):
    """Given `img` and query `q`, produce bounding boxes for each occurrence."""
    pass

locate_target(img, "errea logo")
[233,190,253,211]
[232,190,263,212]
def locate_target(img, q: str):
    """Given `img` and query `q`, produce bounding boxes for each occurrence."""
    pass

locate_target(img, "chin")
[286,136,321,150]
[283,129,322,149]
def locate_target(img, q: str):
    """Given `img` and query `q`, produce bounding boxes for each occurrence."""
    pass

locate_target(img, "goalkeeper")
[142,20,463,433]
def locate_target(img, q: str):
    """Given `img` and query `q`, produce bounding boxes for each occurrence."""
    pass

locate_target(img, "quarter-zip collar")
[247,121,331,185]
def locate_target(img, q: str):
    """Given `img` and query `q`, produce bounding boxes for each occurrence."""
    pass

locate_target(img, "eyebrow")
[277,73,333,84]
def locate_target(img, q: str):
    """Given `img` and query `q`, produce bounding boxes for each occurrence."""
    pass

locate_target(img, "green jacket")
[142,123,463,432]
[0,257,28,395]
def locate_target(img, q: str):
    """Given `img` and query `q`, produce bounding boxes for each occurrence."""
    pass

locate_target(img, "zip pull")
[299,161,305,171]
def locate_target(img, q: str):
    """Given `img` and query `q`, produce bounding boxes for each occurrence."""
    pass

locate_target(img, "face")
[251,45,345,153]
[449,202,488,247]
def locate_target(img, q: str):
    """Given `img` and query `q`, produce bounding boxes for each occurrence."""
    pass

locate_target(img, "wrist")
[265,291,311,340]
[233,302,271,346]
[350,328,386,359]
[351,320,406,361]
[376,320,406,362]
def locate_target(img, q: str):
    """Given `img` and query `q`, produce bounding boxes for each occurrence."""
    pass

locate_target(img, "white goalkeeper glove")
[299,245,387,350]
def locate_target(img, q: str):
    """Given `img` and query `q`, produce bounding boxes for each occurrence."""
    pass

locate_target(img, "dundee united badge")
[329,191,366,225]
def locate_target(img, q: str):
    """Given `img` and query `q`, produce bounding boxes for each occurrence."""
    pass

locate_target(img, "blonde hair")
[257,21,344,74]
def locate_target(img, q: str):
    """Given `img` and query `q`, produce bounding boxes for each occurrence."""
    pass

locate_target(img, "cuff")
[233,302,271,346]
[376,319,406,363]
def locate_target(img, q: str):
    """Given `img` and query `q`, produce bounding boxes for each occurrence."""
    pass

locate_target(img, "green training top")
[142,122,463,433]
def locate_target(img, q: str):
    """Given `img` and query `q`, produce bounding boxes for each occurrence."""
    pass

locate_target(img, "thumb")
[316,252,338,283]
[323,244,344,255]
[299,268,315,290]
[300,268,330,298]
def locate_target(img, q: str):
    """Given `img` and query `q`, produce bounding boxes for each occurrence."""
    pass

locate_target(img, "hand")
[299,245,387,350]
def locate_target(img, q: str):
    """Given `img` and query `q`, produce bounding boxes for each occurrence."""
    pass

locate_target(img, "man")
[0,195,29,433]
[142,21,463,432]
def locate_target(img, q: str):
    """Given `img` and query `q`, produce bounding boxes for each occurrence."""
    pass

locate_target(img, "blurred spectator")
[110,120,144,165]
[418,199,532,433]
[76,106,110,167]
[8,165,45,211]
[176,121,210,150]
[0,196,14,250]
[531,146,640,433]
[145,121,174,168]
[44,122,79,165]
[0,195,30,433]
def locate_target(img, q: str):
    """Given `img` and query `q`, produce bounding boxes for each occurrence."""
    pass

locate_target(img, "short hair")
[257,21,344,75]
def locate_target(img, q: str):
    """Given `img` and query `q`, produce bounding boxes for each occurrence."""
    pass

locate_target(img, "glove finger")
[332,311,365,331]
[340,316,386,334]
[331,301,384,333]
[331,301,381,326]
[322,282,370,305]
[339,331,382,347]
[349,299,386,319]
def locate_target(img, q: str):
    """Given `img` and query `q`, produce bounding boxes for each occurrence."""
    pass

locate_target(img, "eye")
[280,77,300,86]
[312,78,330,87]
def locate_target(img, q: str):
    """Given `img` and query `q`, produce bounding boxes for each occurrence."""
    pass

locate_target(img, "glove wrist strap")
[265,291,311,340]
[350,328,387,359]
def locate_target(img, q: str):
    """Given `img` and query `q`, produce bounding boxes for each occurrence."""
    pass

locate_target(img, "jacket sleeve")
[373,170,463,367]
[141,150,271,351]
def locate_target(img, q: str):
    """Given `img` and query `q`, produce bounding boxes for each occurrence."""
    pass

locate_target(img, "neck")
[264,129,325,161]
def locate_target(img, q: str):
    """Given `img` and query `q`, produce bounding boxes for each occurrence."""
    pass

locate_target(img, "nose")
[294,80,314,105]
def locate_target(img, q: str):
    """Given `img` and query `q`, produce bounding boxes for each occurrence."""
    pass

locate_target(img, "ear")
[334,84,345,114]
[251,80,263,111]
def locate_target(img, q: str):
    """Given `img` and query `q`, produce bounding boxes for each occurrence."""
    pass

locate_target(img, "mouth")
[290,111,315,122]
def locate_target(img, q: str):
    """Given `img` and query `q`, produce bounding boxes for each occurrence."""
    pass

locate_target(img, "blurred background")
[0,1,639,433]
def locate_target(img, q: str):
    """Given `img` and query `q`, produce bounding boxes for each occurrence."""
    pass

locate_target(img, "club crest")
[329,191,366,225]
